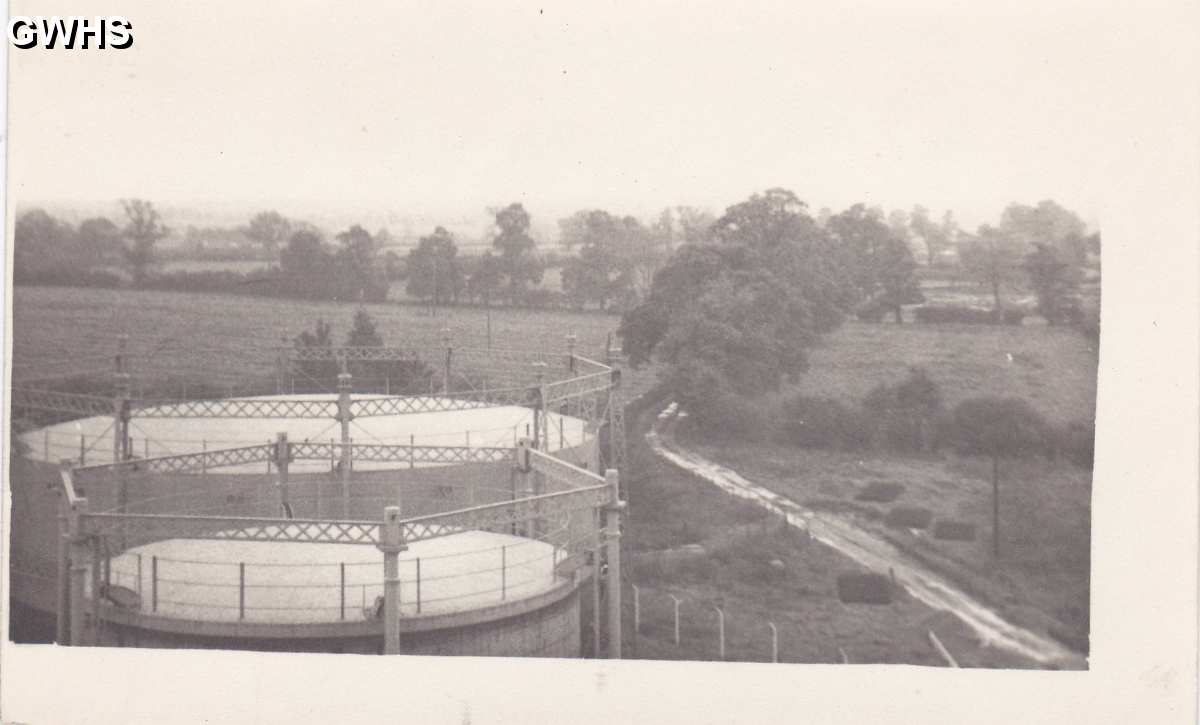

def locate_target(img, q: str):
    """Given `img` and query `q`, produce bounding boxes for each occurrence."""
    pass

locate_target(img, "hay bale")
[854,481,905,503]
[932,520,977,541]
[837,572,894,604]
[885,505,934,529]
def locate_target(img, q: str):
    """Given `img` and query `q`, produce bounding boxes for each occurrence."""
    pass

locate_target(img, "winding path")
[648,402,1086,669]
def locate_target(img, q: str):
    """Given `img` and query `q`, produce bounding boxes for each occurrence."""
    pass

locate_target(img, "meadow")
[10,285,634,390]
[682,317,1098,654]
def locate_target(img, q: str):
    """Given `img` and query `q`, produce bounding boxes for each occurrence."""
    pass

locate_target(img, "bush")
[854,481,905,503]
[1001,308,1027,325]
[913,305,996,325]
[15,267,123,288]
[689,393,770,440]
[932,520,977,541]
[885,505,934,529]
[855,298,888,323]
[781,395,871,450]
[862,367,943,452]
[836,572,894,604]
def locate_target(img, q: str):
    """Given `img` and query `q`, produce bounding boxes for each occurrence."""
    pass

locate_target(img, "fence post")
[442,327,452,394]
[566,333,577,374]
[79,433,85,466]
[136,553,143,599]
[409,434,415,470]
[201,440,207,477]
[238,563,246,620]
[340,563,346,621]
[67,497,89,646]
[670,594,681,646]
[338,370,353,519]
[90,537,103,644]
[714,606,725,660]
[378,506,406,655]
[768,621,779,663]
[416,558,422,614]
[604,468,624,659]
[632,583,640,635]
[501,546,507,600]
[151,556,158,612]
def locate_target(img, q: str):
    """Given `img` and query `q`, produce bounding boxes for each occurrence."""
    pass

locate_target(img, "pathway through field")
[648,402,1086,669]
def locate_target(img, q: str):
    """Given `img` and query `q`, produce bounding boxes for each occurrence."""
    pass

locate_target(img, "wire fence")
[92,526,591,624]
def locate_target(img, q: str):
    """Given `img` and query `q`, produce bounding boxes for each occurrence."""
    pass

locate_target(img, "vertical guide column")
[603,468,625,659]
[337,364,353,519]
[275,432,290,518]
[378,506,406,655]
[67,496,91,646]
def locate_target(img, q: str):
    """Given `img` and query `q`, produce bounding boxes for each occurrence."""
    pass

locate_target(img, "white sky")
[8,0,1185,231]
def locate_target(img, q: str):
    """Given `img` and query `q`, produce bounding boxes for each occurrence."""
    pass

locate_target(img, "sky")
[8,0,1185,235]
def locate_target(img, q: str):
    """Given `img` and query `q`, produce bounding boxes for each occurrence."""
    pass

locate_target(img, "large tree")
[620,188,855,426]
[279,227,333,298]
[1023,242,1082,325]
[13,208,77,278]
[489,203,544,304]
[244,211,292,262]
[559,209,649,311]
[77,217,123,268]
[333,225,388,303]
[828,204,923,322]
[950,397,1050,558]
[120,199,169,286]
[405,226,464,306]
[998,200,1089,265]
[958,225,1026,319]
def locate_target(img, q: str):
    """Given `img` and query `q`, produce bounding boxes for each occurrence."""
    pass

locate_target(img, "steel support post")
[604,468,624,659]
[275,432,290,516]
[337,371,353,518]
[55,493,69,644]
[67,497,90,646]
[378,506,406,655]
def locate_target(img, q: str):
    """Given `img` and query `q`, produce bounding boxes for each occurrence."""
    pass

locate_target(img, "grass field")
[10,286,635,390]
[622,399,1033,667]
[681,318,1098,655]
[791,320,1097,426]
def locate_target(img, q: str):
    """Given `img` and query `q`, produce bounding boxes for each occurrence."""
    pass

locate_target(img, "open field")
[679,318,1097,655]
[791,319,1097,426]
[10,286,642,391]
[622,399,1033,667]
[681,440,1092,653]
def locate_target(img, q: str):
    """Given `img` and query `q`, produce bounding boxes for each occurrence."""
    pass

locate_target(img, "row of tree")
[14,200,168,285]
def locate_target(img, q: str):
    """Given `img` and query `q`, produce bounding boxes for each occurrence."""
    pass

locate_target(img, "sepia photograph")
[2,1,1197,723]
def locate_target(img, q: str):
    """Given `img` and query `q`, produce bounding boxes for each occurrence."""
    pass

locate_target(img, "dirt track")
[648,402,1086,670]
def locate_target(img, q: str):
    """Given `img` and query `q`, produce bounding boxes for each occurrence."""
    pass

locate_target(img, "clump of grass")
[885,505,934,529]
[932,519,977,541]
[855,481,905,503]
[836,572,894,604]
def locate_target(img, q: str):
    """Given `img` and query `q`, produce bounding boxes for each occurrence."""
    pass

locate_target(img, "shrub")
[781,395,871,450]
[854,481,905,503]
[1001,308,1026,325]
[862,367,944,452]
[836,572,894,604]
[913,305,996,324]
[932,520,977,541]
[885,505,933,529]
[690,392,770,440]
[855,298,888,323]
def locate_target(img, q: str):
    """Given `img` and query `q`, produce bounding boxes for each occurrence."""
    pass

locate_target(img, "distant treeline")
[14,197,1099,323]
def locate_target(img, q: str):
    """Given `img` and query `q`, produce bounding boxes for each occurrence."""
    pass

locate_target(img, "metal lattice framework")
[81,511,382,545]
[11,388,115,418]
[44,335,629,658]
[131,397,338,419]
